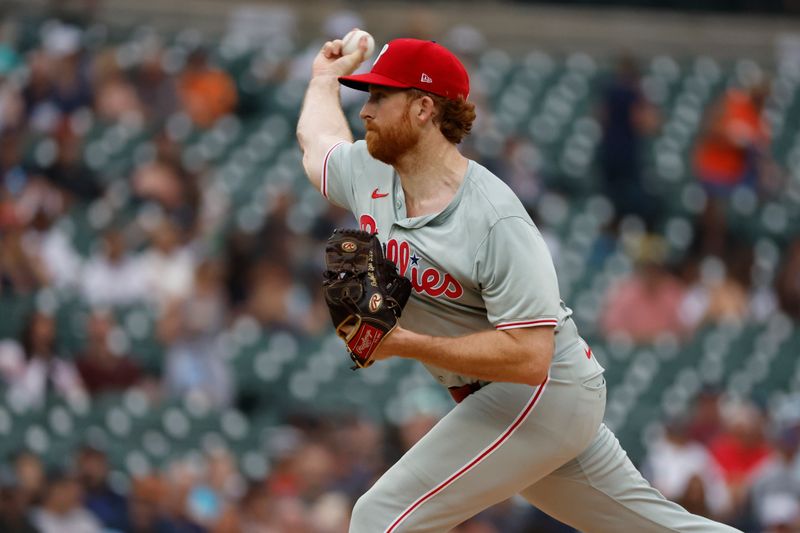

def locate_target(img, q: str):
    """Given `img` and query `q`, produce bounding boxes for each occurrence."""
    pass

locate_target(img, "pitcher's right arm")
[297,34,369,190]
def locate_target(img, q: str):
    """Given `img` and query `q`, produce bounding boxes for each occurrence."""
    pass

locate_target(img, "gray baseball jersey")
[320,140,741,533]
[323,140,573,387]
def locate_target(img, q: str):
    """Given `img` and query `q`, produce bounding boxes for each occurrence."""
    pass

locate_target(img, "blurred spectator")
[291,442,338,501]
[128,475,203,533]
[183,447,243,531]
[0,130,27,195]
[0,132,48,294]
[81,227,146,307]
[224,189,294,312]
[127,486,167,533]
[183,259,227,336]
[30,468,103,533]
[76,445,129,531]
[161,459,215,533]
[329,417,385,500]
[600,235,690,343]
[15,177,83,288]
[776,239,800,320]
[0,470,38,532]
[301,274,337,336]
[642,416,731,519]
[693,83,770,255]
[92,49,144,124]
[700,245,752,325]
[75,310,145,396]
[239,483,274,533]
[759,493,800,533]
[268,496,313,532]
[709,401,774,511]
[2,312,87,409]
[750,423,800,530]
[177,48,237,128]
[133,38,179,122]
[680,250,751,329]
[137,217,196,308]
[694,83,770,192]
[0,45,24,132]
[0,225,48,295]
[677,475,716,519]
[157,259,230,408]
[688,387,725,446]
[132,157,200,232]
[159,300,233,408]
[223,230,254,310]
[43,23,93,117]
[309,491,351,532]
[246,260,297,330]
[13,450,45,509]
[40,120,103,201]
[268,439,340,508]
[597,55,660,228]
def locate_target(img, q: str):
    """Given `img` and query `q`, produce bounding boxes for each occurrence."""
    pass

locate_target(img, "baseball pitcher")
[296,33,742,533]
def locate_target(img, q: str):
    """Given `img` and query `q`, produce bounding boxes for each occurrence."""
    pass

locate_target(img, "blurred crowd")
[0,5,798,533]
[642,393,800,533]
[0,410,442,533]
[0,391,796,533]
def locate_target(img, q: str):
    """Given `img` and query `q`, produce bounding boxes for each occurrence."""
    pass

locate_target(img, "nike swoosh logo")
[371,188,389,199]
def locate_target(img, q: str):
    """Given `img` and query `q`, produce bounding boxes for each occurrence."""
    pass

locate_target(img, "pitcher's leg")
[520,424,742,533]
[350,378,597,533]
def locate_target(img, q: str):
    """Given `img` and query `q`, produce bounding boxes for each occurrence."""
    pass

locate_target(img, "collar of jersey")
[392,160,473,229]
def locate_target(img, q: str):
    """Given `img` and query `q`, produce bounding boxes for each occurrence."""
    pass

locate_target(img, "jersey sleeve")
[320,140,357,211]
[475,216,562,330]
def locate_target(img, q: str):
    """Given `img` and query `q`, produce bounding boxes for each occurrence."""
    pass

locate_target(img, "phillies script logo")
[359,214,463,300]
[386,238,463,299]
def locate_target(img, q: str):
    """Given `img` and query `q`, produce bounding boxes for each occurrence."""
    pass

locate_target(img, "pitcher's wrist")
[310,73,341,86]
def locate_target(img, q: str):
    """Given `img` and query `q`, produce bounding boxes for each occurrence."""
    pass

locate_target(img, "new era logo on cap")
[338,38,470,101]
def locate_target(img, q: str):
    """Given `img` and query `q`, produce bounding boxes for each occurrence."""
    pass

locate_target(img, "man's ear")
[416,95,437,124]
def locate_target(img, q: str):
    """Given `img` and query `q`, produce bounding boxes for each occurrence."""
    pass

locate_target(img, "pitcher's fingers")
[340,37,367,66]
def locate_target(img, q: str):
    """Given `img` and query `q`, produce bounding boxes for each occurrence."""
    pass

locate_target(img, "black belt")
[448,382,483,403]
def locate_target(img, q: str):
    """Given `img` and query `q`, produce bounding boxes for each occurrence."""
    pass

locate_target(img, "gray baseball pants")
[349,336,741,533]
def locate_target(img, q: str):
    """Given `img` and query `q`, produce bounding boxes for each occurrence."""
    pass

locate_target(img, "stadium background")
[0,0,799,531]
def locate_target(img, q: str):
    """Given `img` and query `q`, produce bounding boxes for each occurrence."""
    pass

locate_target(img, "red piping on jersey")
[321,141,346,199]
[496,319,558,330]
[384,377,549,533]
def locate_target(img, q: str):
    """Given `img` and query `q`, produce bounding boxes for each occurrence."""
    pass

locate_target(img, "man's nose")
[360,102,373,121]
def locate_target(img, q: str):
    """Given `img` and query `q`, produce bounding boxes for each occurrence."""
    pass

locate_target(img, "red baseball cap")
[339,38,470,101]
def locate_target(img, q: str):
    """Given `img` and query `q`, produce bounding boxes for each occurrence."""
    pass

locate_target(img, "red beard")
[365,112,419,166]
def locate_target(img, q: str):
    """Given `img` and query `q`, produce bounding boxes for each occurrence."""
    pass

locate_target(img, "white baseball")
[341,29,375,58]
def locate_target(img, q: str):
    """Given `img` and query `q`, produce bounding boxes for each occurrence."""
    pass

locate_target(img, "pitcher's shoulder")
[463,161,534,226]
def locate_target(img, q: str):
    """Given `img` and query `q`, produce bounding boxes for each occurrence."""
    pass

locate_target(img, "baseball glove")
[323,229,412,369]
